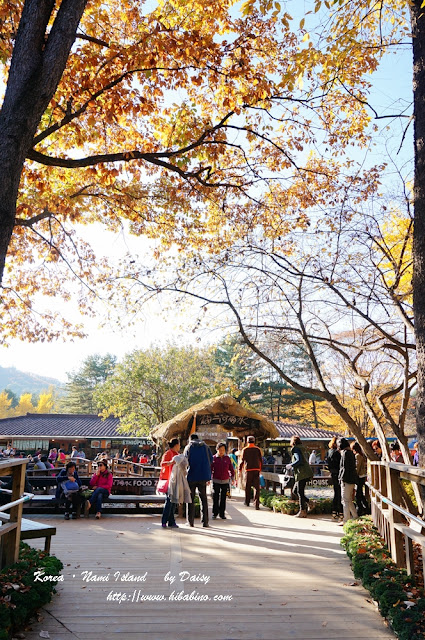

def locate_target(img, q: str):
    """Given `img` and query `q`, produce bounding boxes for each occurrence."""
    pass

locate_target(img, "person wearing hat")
[239,436,262,509]
[338,438,358,525]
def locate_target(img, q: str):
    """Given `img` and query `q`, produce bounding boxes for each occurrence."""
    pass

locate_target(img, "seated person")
[33,455,47,470]
[85,459,113,520]
[56,461,83,520]
[41,455,54,469]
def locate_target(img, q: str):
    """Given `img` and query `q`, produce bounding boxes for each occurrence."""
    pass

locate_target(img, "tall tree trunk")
[411,0,425,511]
[0,0,87,286]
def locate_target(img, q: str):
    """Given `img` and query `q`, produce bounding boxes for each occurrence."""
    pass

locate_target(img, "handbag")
[80,489,94,499]
[157,478,169,494]
[62,480,80,497]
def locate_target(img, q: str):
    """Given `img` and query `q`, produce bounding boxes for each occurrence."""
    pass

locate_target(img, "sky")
[0,224,213,382]
[0,4,414,383]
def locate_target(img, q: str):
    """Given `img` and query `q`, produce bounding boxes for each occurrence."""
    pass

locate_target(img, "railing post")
[386,464,406,568]
[1,461,25,568]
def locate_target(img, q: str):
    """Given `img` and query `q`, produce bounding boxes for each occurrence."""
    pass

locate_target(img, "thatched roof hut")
[150,394,279,444]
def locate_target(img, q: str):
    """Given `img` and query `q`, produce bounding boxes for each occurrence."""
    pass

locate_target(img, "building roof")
[151,394,279,442]
[0,413,130,439]
[272,422,341,441]
[0,413,339,443]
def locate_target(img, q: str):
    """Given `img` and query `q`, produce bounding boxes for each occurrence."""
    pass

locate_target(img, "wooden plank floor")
[22,491,395,640]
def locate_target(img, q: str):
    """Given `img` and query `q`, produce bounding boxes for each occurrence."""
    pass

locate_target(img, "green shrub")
[259,489,333,515]
[0,543,63,639]
[340,516,425,639]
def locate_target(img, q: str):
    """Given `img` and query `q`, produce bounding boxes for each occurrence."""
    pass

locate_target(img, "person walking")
[160,438,180,528]
[286,436,313,518]
[211,442,234,520]
[184,433,213,528]
[326,436,343,520]
[338,438,358,525]
[239,436,262,510]
[85,459,113,519]
[229,448,238,488]
[351,441,369,516]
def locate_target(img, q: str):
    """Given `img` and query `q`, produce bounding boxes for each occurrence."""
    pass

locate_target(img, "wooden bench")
[23,493,166,515]
[0,513,56,553]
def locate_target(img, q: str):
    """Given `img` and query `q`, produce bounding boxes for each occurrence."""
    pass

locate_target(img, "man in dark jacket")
[338,438,358,524]
[239,436,262,509]
[184,434,213,528]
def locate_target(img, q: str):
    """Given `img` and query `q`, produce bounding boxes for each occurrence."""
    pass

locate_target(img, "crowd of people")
[159,434,238,528]
[0,436,419,527]
[157,433,390,529]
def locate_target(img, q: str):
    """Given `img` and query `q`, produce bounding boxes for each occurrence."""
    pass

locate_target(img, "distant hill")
[0,365,64,397]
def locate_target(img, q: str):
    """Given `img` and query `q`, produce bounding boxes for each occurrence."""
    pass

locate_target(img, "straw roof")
[150,394,279,443]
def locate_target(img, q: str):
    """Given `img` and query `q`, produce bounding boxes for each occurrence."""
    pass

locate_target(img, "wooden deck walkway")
[22,492,395,640]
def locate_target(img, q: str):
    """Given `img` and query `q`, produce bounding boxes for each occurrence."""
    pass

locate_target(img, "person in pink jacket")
[85,459,113,519]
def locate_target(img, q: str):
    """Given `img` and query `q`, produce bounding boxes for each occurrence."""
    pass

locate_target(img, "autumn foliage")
[0,0,411,342]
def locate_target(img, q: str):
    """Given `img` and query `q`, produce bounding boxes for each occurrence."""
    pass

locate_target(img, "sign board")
[196,414,260,430]
[90,440,111,449]
[307,477,332,487]
[111,439,153,446]
[112,477,158,495]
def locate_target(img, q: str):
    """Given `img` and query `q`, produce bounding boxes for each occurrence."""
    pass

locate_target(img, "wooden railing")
[368,461,425,579]
[110,459,160,477]
[26,457,160,479]
[0,458,28,569]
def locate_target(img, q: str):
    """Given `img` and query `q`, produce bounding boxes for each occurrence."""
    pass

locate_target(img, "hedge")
[340,516,425,640]
[0,543,63,640]
[259,489,333,515]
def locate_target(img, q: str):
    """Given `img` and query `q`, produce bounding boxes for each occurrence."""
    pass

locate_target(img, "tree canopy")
[59,353,116,413]
[94,343,221,432]
[0,387,57,417]
[0,0,404,341]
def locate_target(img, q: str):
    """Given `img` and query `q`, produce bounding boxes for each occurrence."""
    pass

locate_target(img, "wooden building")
[0,413,152,458]
[267,422,342,461]
[151,394,279,449]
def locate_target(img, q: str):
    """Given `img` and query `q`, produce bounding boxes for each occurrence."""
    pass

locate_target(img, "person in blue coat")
[184,433,213,528]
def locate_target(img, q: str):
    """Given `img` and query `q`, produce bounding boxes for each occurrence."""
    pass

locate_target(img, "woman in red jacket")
[160,438,180,528]
[85,459,113,519]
